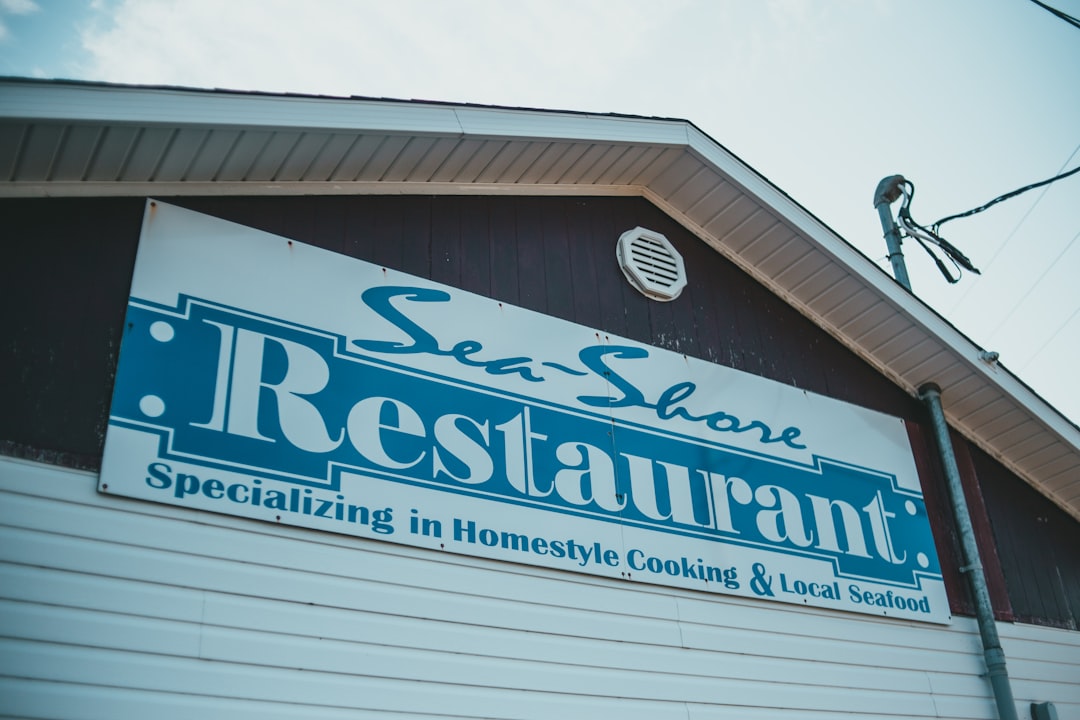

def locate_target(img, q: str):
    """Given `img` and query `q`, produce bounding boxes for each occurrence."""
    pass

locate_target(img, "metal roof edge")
[0,77,692,146]
[0,77,466,134]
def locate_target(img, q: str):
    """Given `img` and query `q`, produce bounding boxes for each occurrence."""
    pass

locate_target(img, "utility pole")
[876,174,1020,720]
[873,175,912,292]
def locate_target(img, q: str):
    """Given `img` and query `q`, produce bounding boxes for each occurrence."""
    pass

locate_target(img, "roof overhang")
[2,78,1078,520]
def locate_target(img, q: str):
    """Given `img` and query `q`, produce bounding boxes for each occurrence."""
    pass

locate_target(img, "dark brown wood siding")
[2,194,1076,627]
[0,197,143,467]
[974,444,1080,628]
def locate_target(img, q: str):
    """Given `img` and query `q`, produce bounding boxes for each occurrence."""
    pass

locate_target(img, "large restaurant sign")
[101,201,949,623]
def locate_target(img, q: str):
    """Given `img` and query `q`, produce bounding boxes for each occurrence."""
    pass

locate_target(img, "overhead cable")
[896,180,980,284]
[1018,302,1080,373]
[944,142,1080,315]
[932,163,1080,233]
[1028,0,1080,29]
[987,228,1080,342]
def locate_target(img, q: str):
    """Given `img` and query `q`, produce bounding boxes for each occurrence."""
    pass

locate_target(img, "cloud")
[0,0,40,14]
[0,0,39,46]
[79,0,463,95]
[76,0,698,107]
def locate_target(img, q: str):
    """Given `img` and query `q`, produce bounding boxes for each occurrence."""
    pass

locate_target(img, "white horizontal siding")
[1000,622,1080,713]
[1,456,1077,720]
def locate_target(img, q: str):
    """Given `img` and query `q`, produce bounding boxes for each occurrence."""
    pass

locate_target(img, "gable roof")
[2,77,1077,521]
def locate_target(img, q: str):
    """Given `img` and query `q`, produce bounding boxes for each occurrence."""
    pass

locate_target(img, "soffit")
[1,79,1077,520]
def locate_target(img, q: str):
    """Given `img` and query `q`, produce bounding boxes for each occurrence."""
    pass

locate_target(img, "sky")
[1,0,1078,425]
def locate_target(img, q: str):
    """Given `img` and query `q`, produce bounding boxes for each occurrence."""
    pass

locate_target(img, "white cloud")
[77,0,702,108]
[0,0,40,15]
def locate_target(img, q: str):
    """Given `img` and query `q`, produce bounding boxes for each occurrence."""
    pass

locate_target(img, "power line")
[894,179,980,284]
[932,162,1080,232]
[1028,0,1080,29]
[977,143,1079,273]
[945,143,1080,314]
[1017,300,1080,374]
[987,228,1080,343]
[891,156,1080,285]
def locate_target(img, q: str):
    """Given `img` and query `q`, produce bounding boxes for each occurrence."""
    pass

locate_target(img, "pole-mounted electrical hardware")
[874,175,981,288]
[874,162,1079,289]
[873,175,912,291]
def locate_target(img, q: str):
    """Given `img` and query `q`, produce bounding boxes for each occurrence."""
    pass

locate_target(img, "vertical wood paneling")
[539,198,574,323]
[908,421,975,617]
[430,195,463,289]
[342,195,378,264]
[398,196,433,281]
[590,201,630,339]
[952,436,1015,620]
[459,197,492,298]
[310,194,348,257]
[563,200,603,329]
[975,443,1080,628]
[690,233,741,369]
[0,197,143,467]
[511,198,548,315]
[488,200,520,306]
[370,195,410,273]
[274,190,317,249]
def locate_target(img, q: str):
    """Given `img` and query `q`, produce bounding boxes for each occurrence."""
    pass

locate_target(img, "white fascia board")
[1,80,692,147]
[453,106,691,145]
[0,81,464,135]
[0,181,645,198]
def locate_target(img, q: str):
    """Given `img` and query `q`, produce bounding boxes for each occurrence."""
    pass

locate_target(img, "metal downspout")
[919,383,1018,720]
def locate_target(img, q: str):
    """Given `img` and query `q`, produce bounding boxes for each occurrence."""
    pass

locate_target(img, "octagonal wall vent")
[616,227,687,302]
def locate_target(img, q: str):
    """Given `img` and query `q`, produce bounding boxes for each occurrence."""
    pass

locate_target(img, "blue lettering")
[349,289,806,449]
[114,298,937,589]
[351,286,446,355]
[371,508,394,535]
[576,346,650,407]
[576,345,805,450]
[146,462,172,489]
[353,286,545,382]
[174,473,199,498]
[226,482,248,503]
[202,478,225,499]
[548,540,566,558]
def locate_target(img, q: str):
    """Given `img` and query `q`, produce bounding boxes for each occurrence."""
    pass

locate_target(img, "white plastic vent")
[616,227,687,301]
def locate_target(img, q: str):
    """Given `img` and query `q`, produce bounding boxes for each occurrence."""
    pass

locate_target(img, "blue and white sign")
[101,200,949,623]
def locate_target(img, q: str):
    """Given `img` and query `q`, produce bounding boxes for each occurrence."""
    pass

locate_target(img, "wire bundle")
[893,161,1080,284]
[896,180,980,284]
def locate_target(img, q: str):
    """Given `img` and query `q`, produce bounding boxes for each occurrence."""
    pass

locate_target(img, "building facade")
[1,79,1078,719]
